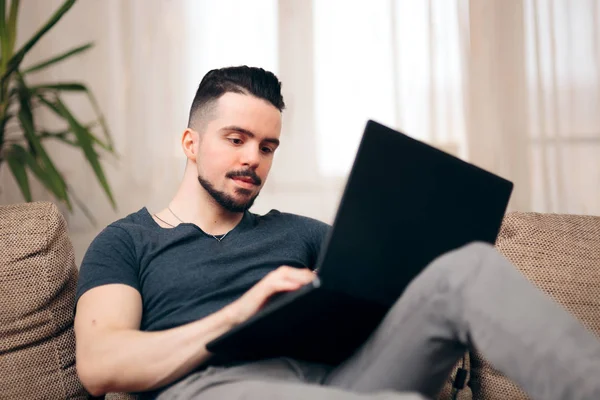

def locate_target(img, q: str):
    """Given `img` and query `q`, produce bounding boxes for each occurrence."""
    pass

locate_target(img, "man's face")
[194,92,282,212]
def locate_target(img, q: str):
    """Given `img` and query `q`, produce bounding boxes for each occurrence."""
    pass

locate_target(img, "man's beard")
[197,170,261,213]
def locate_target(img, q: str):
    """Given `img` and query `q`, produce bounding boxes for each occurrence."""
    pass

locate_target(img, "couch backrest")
[471,211,600,399]
[0,202,89,399]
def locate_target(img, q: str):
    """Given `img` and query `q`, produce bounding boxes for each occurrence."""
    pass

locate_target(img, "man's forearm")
[77,305,237,396]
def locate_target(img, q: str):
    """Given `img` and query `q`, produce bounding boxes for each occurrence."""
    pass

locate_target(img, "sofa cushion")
[0,202,88,399]
[470,211,600,399]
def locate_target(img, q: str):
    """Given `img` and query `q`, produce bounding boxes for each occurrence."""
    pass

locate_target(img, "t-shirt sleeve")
[76,225,140,304]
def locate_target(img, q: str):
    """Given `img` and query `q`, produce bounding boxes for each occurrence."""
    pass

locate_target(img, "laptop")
[206,120,513,365]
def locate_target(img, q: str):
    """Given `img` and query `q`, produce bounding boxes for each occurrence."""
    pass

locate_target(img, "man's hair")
[187,66,285,129]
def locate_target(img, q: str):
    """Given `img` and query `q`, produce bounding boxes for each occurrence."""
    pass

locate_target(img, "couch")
[1,201,599,399]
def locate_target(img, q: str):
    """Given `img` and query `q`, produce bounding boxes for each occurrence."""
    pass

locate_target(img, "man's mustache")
[226,170,262,186]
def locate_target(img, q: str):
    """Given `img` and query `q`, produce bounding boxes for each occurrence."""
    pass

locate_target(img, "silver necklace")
[154,213,175,227]
[167,206,232,242]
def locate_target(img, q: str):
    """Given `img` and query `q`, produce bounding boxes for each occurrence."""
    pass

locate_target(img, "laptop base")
[207,286,387,365]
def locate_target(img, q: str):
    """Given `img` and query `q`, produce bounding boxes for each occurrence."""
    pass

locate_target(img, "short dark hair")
[187,66,285,129]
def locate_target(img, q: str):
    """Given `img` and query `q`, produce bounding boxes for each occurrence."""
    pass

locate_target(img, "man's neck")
[169,198,244,236]
[163,169,245,235]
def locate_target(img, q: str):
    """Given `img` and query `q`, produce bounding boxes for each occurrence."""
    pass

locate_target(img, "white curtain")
[312,0,600,215]
[524,0,600,214]
[313,0,466,176]
[2,0,599,262]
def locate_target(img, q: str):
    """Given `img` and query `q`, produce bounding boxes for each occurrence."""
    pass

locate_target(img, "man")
[75,66,600,400]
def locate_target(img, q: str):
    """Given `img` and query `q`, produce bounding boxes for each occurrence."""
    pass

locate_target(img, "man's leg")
[186,380,426,400]
[325,242,600,400]
[157,358,427,400]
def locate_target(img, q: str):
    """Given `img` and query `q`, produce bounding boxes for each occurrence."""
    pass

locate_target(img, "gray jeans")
[157,242,600,400]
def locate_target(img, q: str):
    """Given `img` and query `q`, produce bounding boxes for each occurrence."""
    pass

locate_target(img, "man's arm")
[75,266,315,396]
[75,283,234,395]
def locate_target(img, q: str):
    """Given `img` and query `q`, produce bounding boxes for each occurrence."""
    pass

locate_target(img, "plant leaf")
[40,130,78,146]
[38,120,95,139]
[23,42,92,74]
[30,82,86,91]
[39,121,111,151]
[14,74,37,156]
[85,89,113,152]
[29,82,115,152]
[5,143,32,201]
[6,0,19,55]
[65,183,97,226]
[0,110,11,146]
[7,144,99,226]
[0,0,9,69]
[1,0,76,85]
[18,107,72,210]
[42,96,116,209]
[8,143,66,204]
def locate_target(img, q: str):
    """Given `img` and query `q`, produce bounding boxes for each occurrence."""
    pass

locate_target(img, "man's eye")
[261,147,274,154]
[229,138,243,145]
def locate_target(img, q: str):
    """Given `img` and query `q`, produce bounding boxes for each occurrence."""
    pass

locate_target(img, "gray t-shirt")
[76,207,330,333]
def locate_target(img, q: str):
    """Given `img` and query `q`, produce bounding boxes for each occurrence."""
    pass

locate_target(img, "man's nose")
[241,146,261,168]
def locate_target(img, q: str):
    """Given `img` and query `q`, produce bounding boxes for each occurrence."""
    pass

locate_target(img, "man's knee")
[423,241,498,288]
[460,241,495,255]
[454,240,498,263]
[431,241,494,269]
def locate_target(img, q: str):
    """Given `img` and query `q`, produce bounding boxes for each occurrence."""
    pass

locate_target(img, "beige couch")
[1,201,599,399]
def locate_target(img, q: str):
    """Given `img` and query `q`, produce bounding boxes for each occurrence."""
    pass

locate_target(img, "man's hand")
[224,266,315,326]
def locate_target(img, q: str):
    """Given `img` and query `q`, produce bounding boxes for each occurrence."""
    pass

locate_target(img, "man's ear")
[182,128,199,162]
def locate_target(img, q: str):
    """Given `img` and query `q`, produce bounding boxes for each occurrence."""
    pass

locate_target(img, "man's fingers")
[273,279,306,294]
[254,267,314,298]
[230,267,316,324]
[251,275,297,296]
[274,266,315,283]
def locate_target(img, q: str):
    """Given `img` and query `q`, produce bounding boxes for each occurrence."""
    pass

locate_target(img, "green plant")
[0,0,116,222]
